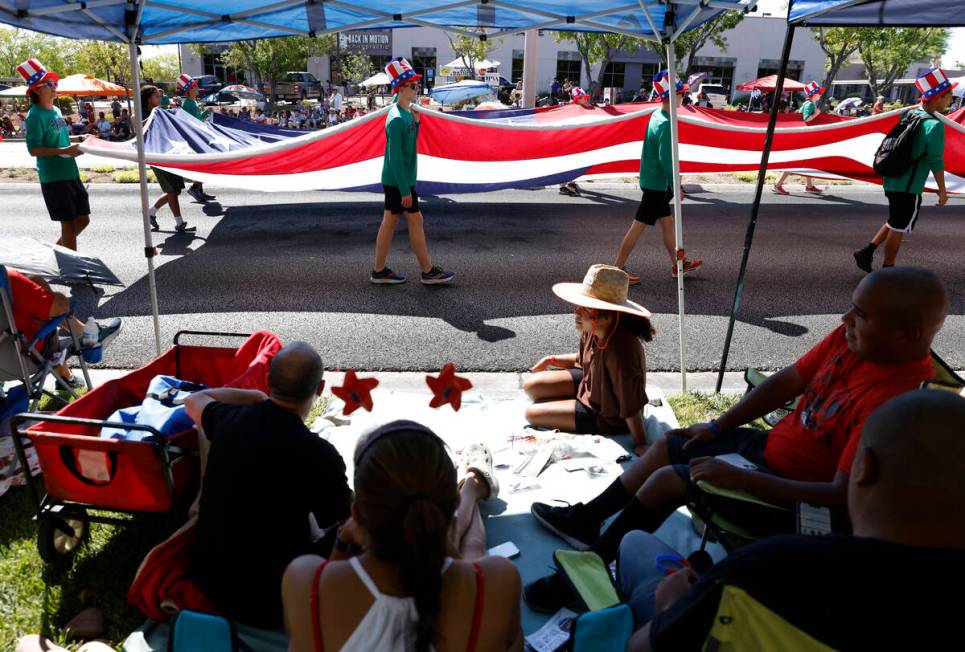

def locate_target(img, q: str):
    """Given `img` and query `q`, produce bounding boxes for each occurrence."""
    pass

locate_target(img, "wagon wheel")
[38,506,89,564]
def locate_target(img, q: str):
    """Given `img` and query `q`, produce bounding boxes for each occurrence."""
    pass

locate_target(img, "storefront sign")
[338,30,392,55]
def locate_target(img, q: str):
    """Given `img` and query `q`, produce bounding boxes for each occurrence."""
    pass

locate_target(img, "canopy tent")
[219,84,264,99]
[359,72,391,88]
[952,76,964,98]
[736,75,807,92]
[56,73,131,97]
[715,0,965,391]
[430,79,494,105]
[2,0,757,389]
[0,85,27,97]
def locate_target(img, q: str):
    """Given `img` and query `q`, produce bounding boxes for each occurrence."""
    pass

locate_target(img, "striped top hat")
[570,86,589,102]
[17,59,58,90]
[916,67,957,100]
[653,70,688,99]
[385,57,422,93]
[804,81,825,98]
[176,73,198,95]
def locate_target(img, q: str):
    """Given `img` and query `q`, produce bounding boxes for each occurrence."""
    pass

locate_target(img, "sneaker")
[420,266,455,285]
[524,572,577,614]
[805,186,824,194]
[175,222,197,233]
[853,247,874,273]
[771,185,789,195]
[186,186,205,202]
[148,208,159,231]
[59,374,85,390]
[95,318,121,348]
[559,185,577,196]
[672,259,703,277]
[200,192,216,201]
[370,267,406,284]
[531,502,599,551]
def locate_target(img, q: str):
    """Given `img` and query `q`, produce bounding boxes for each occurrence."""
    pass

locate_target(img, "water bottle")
[82,317,98,347]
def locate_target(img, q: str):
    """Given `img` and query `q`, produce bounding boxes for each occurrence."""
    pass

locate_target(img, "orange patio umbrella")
[55,74,132,97]
[736,74,807,92]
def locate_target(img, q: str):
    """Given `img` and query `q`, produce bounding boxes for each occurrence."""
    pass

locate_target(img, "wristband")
[708,419,722,435]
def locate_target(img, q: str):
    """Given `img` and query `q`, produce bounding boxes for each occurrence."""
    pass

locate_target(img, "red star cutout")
[331,369,379,415]
[426,363,473,411]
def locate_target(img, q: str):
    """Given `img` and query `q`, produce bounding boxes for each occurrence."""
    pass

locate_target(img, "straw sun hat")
[552,264,651,319]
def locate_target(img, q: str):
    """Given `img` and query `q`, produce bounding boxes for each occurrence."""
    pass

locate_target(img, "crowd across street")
[6,50,965,652]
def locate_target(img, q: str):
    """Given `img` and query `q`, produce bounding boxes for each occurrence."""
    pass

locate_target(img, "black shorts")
[634,187,674,226]
[885,191,922,233]
[383,185,420,214]
[567,368,630,435]
[152,167,185,195]
[40,179,90,222]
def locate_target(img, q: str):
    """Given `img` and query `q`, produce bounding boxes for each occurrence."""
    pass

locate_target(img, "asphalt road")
[2,182,962,372]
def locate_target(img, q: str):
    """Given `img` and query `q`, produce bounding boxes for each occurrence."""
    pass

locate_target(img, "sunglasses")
[41,81,58,90]
[405,83,421,90]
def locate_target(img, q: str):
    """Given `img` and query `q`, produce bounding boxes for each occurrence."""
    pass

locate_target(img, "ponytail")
[399,497,449,651]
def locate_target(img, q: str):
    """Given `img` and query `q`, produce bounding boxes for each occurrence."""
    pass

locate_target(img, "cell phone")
[715,453,758,471]
[797,502,833,536]
[488,541,520,558]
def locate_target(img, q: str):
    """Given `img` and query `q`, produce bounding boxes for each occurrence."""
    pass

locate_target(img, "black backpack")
[872,110,933,178]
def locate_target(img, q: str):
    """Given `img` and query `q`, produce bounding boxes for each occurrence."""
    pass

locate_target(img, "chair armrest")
[696,480,788,511]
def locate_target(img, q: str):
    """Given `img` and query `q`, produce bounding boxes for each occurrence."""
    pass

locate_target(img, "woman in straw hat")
[524,264,653,454]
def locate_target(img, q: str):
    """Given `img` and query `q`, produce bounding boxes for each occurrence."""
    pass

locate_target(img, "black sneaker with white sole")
[370,267,406,284]
[175,222,197,233]
[531,502,600,551]
[420,266,455,285]
[186,186,205,202]
[96,318,122,348]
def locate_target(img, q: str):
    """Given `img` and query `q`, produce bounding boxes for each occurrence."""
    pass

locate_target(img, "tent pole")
[522,29,538,108]
[127,40,162,356]
[665,41,687,393]
[714,24,796,393]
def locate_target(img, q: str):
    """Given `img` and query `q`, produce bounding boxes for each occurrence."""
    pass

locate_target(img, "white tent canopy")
[440,57,502,73]
[359,72,391,88]
[0,86,27,97]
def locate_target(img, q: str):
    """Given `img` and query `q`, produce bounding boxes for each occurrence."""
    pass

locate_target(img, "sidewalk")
[77,368,749,395]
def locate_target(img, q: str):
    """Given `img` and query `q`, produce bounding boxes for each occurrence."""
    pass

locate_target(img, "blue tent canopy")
[0,0,757,44]
[789,0,965,26]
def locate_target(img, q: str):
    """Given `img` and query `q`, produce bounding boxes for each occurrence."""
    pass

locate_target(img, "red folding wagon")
[11,330,282,564]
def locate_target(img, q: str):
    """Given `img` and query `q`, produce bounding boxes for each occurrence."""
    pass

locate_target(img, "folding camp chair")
[0,264,92,412]
[692,350,961,552]
[704,585,835,651]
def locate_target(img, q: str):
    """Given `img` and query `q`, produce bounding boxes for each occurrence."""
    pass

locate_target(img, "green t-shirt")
[639,109,673,192]
[380,103,419,195]
[181,97,209,121]
[882,108,945,195]
[800,100,816,123]
[25,105,78,184]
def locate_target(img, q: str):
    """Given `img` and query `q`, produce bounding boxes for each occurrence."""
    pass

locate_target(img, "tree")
[75,42,129,84]
[205,36,334,105]
[445,33,500,80]
[857,27,949,98]
[556,33,643,98]
[0,28,75,80]
[140,53,180,86]
[336,53,374,84]
[813,27,863,109]
[653,12,745,78]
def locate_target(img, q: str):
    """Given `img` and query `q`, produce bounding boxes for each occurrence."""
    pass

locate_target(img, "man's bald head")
[849,389,965,547]
[268,342,324,403]
[844,267,947,363]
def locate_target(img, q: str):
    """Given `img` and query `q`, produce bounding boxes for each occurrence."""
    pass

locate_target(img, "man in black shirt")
[625,388,965,651]
[185,342,351,629]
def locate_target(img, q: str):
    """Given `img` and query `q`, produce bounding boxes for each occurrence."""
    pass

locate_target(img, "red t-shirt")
[5,269,55,343]
[763,324,934,481]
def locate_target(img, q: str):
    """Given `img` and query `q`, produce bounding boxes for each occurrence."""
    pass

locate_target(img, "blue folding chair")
[0,264,92,411]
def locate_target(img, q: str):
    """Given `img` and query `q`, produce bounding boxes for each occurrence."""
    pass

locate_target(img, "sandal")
[462,443,499,500]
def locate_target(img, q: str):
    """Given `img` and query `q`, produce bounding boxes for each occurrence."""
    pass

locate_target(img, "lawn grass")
[1,391,735,648]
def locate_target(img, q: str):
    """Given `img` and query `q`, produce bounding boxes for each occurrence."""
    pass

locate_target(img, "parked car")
[268,72,323,101]
[691,83,727,109]
[202,90,240,106]
[193,75,223,96]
